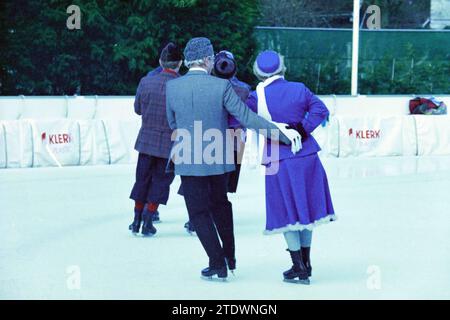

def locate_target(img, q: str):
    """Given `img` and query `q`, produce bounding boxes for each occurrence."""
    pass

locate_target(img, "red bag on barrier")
[409,97,447,115]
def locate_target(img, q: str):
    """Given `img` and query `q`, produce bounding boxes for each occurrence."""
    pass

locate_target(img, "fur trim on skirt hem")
[263,214,337,235]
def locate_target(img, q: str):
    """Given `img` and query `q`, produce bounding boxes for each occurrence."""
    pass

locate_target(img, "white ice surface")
[1,156,449,299]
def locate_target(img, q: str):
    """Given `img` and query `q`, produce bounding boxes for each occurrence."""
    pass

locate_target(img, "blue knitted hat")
[184,37,214,62]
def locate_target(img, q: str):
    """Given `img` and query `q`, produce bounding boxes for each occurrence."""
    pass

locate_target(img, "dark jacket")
[134,69,179,158]
[228,81,250,128]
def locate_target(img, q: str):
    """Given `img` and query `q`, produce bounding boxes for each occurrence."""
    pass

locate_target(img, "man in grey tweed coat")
[166,37,301,281]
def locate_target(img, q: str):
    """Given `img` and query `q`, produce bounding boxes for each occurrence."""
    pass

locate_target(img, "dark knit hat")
[160,42,183,62]
[184,37,214,62]
[214,51,237,79]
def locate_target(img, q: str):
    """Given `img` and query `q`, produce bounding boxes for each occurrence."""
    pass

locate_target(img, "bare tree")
[258,0,353,28]
[258,0,432,29]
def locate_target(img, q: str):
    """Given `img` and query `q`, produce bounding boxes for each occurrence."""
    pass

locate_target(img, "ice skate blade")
[283,278,310,285]
[201,276,228,282]
[141,233,156,238]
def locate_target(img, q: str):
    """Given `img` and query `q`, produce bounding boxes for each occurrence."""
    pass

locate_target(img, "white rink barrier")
[67,96,97,120]
[415,115,450,156]
[336,116,417,157]
[1,115,450,168]
[95,97,138,120]
[78,120,110,165]
[2,120,33,168]
[2,95,450,121]
[311,116,339,157]
[30,120,81,167]
[0,122,6,168]
[0,119,140,168]
[102,119,140,164]
[0,96,138,121]
[1,94,450,168]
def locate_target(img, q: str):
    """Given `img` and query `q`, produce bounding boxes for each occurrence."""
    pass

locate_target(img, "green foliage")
[1,0,258,95]
[2,1,448,95]
[358,30,450,94]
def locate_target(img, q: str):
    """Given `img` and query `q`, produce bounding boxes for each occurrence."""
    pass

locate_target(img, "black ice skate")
[141,209,157,237]
[184,221,195,235]
[151,210,161,224]
[128,210,143,234]
[301,247,312,277]
[283,249,310,285]
[201,266,228,282]
[225,257,236,275]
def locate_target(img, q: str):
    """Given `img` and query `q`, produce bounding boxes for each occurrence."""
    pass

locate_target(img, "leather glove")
[287,122,308,142]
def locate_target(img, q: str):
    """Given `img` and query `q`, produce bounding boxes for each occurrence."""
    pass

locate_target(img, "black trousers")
[130,153,175,205]
[178,151,243,195]
[227,163,242,193]
[181,174,235,269]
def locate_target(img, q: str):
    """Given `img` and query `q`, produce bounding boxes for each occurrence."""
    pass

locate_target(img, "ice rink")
[1,156,449,300]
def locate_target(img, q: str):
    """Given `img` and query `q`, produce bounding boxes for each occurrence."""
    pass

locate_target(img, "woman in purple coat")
[246,50,336,285]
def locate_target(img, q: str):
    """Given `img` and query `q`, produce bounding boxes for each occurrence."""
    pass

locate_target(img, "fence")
[254,27,450,95]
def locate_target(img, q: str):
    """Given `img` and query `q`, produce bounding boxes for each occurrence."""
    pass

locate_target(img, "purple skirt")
[264,153,336,234]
